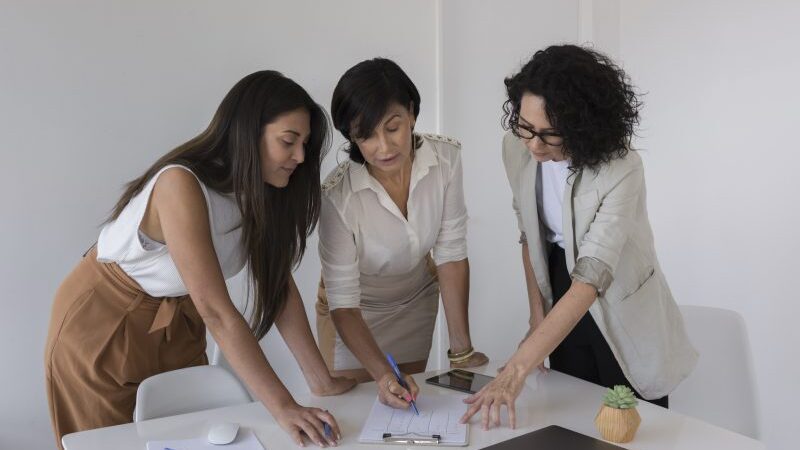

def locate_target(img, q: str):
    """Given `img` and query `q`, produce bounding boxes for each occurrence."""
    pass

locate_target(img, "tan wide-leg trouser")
[44,248,207,448]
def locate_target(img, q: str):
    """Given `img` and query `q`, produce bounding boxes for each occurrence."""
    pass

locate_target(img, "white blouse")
[97,164,246,297]
[536,159,571,249]
[319,134,468,310]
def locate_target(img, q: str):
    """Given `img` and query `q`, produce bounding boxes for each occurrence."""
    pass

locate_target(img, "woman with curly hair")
[460,45,698,429]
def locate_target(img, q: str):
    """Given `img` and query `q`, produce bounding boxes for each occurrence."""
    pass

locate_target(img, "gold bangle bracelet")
[447,346,474,359]
[448,350,475,364]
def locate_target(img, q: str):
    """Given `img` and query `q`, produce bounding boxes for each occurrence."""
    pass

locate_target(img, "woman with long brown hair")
[45,70,355,449]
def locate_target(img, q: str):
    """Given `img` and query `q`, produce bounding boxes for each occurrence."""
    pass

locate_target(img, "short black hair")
[331,58,421,163]
[503,45,642,171]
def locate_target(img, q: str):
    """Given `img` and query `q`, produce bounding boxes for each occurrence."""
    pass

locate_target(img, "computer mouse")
[207,422,240,445]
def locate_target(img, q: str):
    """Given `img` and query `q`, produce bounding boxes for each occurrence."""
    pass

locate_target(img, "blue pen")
[386,353,419,415]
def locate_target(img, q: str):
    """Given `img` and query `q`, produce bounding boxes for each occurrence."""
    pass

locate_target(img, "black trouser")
[547,245,669,408]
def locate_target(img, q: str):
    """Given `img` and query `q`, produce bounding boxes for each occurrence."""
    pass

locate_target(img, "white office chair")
[133,365,253,422]
[209,337,224,366]
[211,335,307,397]
[670,305,760,439]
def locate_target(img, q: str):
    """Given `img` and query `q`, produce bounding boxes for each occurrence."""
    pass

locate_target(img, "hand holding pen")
[376,353,420,413]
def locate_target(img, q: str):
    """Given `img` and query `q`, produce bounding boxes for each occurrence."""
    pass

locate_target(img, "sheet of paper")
[146,428,265,450]
[359,394,469,446]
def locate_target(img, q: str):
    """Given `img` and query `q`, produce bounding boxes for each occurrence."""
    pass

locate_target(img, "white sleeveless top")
[96,164,247,297]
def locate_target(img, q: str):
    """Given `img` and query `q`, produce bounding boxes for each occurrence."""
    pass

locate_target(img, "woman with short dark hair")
[461,45,697,429]
[45,71,355,449]
[316,58,487,410]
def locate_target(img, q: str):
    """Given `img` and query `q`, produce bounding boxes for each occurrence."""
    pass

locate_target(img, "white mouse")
[207,422,240,445]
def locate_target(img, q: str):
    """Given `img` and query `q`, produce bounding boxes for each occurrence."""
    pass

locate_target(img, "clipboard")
[380,431,447,446]
[358,395,469,446]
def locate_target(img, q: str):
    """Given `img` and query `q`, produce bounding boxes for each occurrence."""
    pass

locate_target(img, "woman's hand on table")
[275,401,341,448]
[460,363,528,430]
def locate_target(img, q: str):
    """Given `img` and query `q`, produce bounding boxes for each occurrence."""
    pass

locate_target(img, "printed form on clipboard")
[358,395,469,446]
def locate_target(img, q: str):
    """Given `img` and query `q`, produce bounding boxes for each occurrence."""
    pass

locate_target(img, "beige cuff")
[571,257,614,294]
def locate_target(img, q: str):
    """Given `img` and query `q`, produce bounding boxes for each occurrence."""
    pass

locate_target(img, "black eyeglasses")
[511,123,564,146]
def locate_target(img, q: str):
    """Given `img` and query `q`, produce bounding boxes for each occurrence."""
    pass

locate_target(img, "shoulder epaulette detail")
[322,160,351,193]
[421,133,461,149]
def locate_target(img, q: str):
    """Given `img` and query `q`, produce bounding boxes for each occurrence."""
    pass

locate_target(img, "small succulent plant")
[602,385,639,409]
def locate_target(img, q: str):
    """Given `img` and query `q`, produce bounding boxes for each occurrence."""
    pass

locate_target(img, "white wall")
[615,1,800,449]
[0,1,439,447]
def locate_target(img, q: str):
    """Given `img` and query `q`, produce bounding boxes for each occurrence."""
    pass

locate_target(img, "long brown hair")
[108,70,329,339]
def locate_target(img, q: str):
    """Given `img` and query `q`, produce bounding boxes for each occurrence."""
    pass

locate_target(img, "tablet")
[425,369,494,394]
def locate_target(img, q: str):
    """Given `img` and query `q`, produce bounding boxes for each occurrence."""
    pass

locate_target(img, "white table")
[63,363,764,450]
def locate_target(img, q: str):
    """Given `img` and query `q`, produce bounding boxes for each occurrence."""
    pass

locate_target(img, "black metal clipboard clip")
[382,432,443,445]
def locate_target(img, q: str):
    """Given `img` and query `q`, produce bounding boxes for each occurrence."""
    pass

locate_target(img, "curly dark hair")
[502,45,642,171]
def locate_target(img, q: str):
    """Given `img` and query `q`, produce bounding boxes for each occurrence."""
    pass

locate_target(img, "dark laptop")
[480,425,629,449]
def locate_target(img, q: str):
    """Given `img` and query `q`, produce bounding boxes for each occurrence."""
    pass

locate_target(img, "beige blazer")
[502,132,698,399]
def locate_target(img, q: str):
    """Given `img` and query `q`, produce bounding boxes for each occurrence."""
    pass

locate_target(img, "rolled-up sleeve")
[318,195,361,309]
[432,149,468,265]
[573,164,644,294]
[572,257,614,294]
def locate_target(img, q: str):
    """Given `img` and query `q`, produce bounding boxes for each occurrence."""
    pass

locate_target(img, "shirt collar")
[348,136,439,194]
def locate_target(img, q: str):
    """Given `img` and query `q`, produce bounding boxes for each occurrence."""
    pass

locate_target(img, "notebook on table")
[480,425,629,449]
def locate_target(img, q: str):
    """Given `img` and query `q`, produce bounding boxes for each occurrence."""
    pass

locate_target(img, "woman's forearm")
[204,305,296,414]
[437,258,472,352]
[274,277,333,393]
[507,281,597,374]
[330,308,393,380]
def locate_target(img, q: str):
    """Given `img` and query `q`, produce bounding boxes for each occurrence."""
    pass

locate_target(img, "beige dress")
[316,134,468,371]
